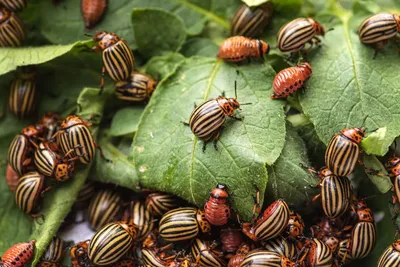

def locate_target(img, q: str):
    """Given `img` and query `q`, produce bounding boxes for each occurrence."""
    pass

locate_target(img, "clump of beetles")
[2,1,400,266]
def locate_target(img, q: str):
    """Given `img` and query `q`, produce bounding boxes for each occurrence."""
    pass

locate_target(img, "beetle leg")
[193,102,197,108]
[230,115,242,121]
[94,141,111,162]
[212,126,224,151]
[99,66,106,95]
[181,121,189,126]
[41,186,53,197]
[312,194,321,202]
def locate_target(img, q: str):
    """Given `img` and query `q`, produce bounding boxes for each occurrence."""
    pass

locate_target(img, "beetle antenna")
[84,33,93,37]
[361,115,369,128]
[234,80,238,99]
[326,28,334,32]
[240,103,252,105]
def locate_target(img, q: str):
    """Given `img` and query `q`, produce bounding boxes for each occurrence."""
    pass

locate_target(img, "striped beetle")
[0,0,26,11]
[0,240,36,267]
[228,243,250,267]
[335,239,354,266]
[38,236,65,267]
[308,167,352,218]
[240,250,298,267]
[0,7,25,47]
[92,31,134,94]
[271,62,312,99]
[204,184,231,226]
[358,12,400,57]
[8,66,37,119]
[81,0,107,29]
[261,236,296,260]
[88,221,137,266]
[241,199,290,241]
[184,81,248,151]
[230,3,273,38]
[325,127,365,177]
[159,207,211,242]
[145,192,180,217]
[15,171,50,216]
[88,189,121,231]
[285,211,305,240]
[70,240,90,267]
[217,36,270,62]
[385,157,400,206]
[302,238,333,267]
[378,239,400,267]
[74,181,95,209]
[346,201,376,259]
[8,124,45,175]
[191,238,226,267]
[123,200,155,241]
[34,142,79,182]
[53,115,99,165]
[277,18,326,54]
[115,71,158,102]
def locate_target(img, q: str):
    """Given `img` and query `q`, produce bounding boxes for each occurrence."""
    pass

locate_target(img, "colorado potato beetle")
[0,7,25,47]
[145,192,180,217]
[53,115,98,165]
[230,3,273,38]
[241,199,290,241]
[88,189,121,231]
[204,184,231,226]
[191,238,226,267]
[88,221,137,266]
[92,31,134,93]
[0,240,36,267]
[185,83,245,151]
[8,124,45,175]
[270,62,312,99]
[123,200,155,241]
[228,243,250,267]
[308,167,352,218]
[261,235,296,260]
[115,71,158,102]
[378,239,400,267]
[34,142,79,182]
[217,36,270,62]
[81,0,107,29]
[325,127,365,176]
[38,236,65,267]
[303,238,334,267]
[70,240,90,267]
[0,0,26,12]
[159,207,211,242]
[277,17,326,54]
[8,66,37,119]
[285,210,305,239]
[240,250,297,267]
[15,171,49,216]
[142,248,174,267]
[385,157,400,206]
[358,12,400,56]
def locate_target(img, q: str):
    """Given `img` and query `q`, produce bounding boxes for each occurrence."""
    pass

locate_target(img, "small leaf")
[362,154,392,193]
[110,107,144,136]
[241,0,270,7]
[181,38,220,58]
[0,41,90,76]
[143,53,186,81]
[266,123,318,209]
[30,88,109,265]
[133,57,286,220]
[361,127,388,156]
[132,8,187,58]
[93,132,140,190]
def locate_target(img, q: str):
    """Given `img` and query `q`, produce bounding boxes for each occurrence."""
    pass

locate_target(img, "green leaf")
[93,132,140,190]
[143,53,186,81]
[0,41,90,76]
[181,38,220,58]
[35,0,231,48]
[110,107,144,136]
[361,127,388,155]
[30,88,109,265]
[132,8,187,59]
[133,57,286,220]
[241,0,270,7]
[362,154,392,193]
[266,123,318,209]
[299,2,400,156]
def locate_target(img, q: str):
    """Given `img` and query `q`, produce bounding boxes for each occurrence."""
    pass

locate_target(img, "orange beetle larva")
[81,0,107,29]
[217,36,270,62]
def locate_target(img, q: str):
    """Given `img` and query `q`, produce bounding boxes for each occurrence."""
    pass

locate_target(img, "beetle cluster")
[6,112,101,217]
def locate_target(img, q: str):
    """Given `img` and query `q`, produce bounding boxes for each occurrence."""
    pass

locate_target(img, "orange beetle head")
[228,98,241,110]
[356,201,374,222]
[61,115,85,129]
[21,123,45,137]
[260,40,270,56]
[309,18,325,36]
[93,31,120,50]
[0,7,11,23]
[393,239,400,251]
[299,62,312,73]
[386,157,400,175]
[210,184,229,199]
[319,167,333,178]
[340,127,365,144]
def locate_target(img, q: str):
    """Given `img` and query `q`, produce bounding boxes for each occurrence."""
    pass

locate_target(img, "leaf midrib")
[189,60,222,203]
